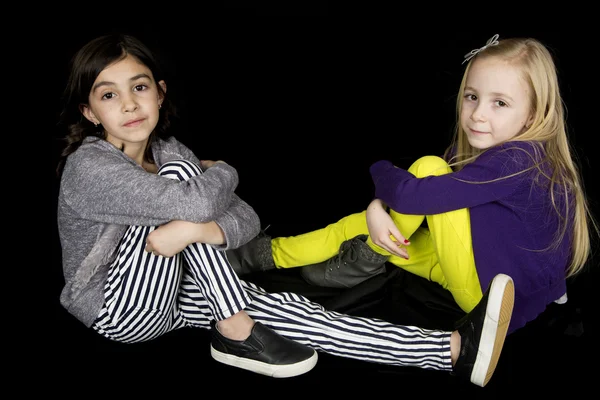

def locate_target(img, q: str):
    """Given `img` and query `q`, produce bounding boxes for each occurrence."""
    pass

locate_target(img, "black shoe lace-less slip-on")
[452,273,515,387]
[210,320,318,378]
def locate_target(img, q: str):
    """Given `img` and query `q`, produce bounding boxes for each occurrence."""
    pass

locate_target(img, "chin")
[467,137,493,151]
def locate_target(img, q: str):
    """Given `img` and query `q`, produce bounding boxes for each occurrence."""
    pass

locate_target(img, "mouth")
[469,128,489,135]
[123,118,145,127]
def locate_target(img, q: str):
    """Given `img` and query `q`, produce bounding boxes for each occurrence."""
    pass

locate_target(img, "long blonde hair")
[443,37,597,277]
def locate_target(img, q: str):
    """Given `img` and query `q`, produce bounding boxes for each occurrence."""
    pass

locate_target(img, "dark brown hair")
[56,34,176,176]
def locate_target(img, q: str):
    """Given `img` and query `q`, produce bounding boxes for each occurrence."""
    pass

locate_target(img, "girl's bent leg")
[153,160,252,324]
[425,207,482,312]
[385,156,482,313]
[180,241,251,322]
[93,224,187,343]
[159,161,317,377]
[93,160,251,343]
[93,160,317,377]
[368,155,453,257]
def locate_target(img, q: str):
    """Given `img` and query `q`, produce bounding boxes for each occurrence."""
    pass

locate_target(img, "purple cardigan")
[370,141,571,334]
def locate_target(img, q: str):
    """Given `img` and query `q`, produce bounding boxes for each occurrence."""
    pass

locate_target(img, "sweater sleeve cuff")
[369,160,394,181]
[212,211,238,251]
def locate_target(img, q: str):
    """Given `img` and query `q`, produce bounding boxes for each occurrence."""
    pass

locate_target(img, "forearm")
[368,198,387,210]
[144,219,226,257]
[186,221,226,245]
[146,193,258,253]
[162,208,255,248]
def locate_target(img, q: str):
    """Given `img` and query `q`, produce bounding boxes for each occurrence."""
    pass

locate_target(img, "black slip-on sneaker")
[210,321,318,378]
[452,273,514,387]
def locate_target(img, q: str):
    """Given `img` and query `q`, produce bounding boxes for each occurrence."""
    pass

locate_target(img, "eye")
[101,92,115,100]
[495,100,507,107]
[464,93,477,101]
[134,84,148,92]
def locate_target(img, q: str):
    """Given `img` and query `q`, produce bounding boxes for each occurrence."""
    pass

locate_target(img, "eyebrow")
[465,86,515,102]
[92,73,152,93]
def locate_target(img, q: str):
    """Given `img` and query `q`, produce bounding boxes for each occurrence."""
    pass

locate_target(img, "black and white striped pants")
[93,160,453,371]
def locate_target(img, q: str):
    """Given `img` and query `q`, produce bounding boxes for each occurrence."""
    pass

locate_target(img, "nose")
[121,93,139,113]
[470,104,486,122]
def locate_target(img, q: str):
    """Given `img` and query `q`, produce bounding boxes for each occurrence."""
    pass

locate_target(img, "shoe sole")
[471,273,514,387]
[210,346,318,378]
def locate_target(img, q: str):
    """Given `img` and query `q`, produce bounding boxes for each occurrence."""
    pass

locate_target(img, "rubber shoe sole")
[471,273,514,387]
[211,345,318,378]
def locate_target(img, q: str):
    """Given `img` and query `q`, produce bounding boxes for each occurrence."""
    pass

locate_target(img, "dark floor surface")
[41,265,595,396]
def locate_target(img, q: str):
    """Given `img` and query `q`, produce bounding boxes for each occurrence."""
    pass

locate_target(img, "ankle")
[259,237,276,269]
[216,311,255,341]
[450,330,460,366]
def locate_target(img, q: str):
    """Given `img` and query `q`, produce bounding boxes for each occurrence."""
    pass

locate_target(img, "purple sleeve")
[370,142,540,215]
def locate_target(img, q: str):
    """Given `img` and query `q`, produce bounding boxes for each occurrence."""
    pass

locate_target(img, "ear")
[80,104,100,125]
[158,80,167,106]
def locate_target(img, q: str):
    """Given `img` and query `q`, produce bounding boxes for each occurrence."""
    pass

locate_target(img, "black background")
[27,2,599,395]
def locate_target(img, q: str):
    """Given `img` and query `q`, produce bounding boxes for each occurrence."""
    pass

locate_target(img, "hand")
[366,199,410,259]
[145,220,195,257]
[200,159,225,170]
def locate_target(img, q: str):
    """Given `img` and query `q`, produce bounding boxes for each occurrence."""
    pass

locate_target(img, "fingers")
[200,160,212,169]
[388,226,410,258]
[389,242,409,259]
[378,235,409,259]
[389,226,409,246]
[200,160,221,169]
[145,243,160,257]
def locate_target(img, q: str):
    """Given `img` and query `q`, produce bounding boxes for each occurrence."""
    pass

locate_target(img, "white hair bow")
[462,34,500,64]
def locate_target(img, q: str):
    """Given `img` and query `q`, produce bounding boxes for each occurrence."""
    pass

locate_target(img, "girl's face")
[460,56,534,150]
[82,54,165,156]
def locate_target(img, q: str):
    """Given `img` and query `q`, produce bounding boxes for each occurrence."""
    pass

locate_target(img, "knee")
[408,156,451,178]
[158,160,202,181]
